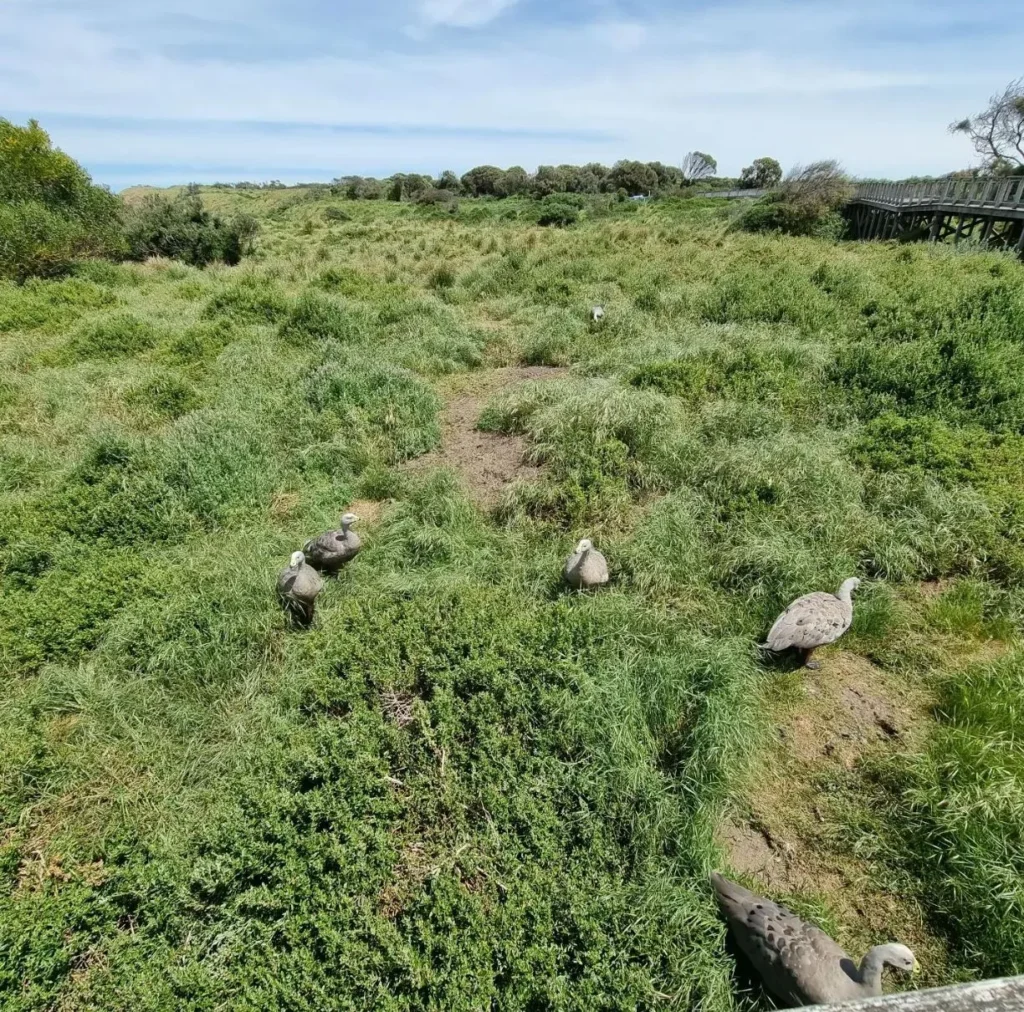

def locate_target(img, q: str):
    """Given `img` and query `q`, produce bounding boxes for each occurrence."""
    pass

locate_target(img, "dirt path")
[718,649,949,972]
[403,366,567,507]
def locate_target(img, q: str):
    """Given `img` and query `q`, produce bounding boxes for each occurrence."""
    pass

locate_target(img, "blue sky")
[3,0,1021,190]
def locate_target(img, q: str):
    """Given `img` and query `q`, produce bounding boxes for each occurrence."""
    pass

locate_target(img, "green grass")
[1,190,1024,1009]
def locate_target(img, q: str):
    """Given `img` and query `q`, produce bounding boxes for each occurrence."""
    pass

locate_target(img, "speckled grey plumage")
[563,539,609,589]
[277,551,324,626]
[764,578,860,660]
[712,873,916,1007]
[303,513,361,574]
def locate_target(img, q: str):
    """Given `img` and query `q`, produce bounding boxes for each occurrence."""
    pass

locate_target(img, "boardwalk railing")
[804,974,1024,1011]
[849,178,1024,251]
[697,188,767,199]
[855,177,1024,211]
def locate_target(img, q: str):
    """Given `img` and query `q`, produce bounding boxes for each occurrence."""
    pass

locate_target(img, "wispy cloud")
[418,0,521,28]
[2,0,1022,188]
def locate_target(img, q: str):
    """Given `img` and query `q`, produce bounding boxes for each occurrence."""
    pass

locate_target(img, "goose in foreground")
[590,305,605,323]
[277,550,323,627]
[711,873,917,1007]
[303,512,361,574]
[563,538,609,590]
[762,577,860,669]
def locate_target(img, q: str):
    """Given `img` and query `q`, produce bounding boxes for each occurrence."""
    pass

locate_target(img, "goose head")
[290,550,305,568]
[575,538,594,554]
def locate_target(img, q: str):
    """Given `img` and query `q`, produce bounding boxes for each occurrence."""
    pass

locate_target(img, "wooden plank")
[802,974,1024,1011]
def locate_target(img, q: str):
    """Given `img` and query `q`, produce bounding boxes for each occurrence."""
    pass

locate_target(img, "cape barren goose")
[277,550,323,627]
[563,538,609,590]
[712,873,916,1007]
[762,577,860,669]
[304,512,361,574]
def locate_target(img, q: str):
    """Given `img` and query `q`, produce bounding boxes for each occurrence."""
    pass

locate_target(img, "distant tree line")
[331,152,731,202]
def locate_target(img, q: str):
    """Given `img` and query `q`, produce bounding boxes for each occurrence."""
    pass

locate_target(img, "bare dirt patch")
[719,650,946,967]
[404,366,567,507]
[348,499,384,525]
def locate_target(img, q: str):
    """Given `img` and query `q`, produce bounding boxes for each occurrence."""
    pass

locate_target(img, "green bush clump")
[159,318,237,364]
[279,292,366,346]
[536,194,583,227]
[304,360,441,463]
[123,193,259,267]
[125,373,201,419]
[202,278,290,325]
[734,161,853,238]
[0,275,119,333]
[0,548,145,670]
[627,336,824,417]
[0,120,125,281]
[65,314,158,361]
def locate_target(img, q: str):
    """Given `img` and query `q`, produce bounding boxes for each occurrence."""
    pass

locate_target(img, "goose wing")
[712,874,861,1006]
[766,592,850,651]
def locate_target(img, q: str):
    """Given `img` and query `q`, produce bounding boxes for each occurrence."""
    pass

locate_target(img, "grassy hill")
[1,189,1023,1009]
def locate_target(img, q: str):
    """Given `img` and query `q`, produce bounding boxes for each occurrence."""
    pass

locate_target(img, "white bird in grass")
[563,538,609,590]
[712,873,917,1007]
[761,577,860,669]
[590,305,605,323]
[303,512,361,575]
[277,550,323,627]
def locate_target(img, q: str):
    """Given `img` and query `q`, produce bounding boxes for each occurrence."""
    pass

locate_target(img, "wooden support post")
[954,215,966,244]
[929,212,943,242]
[980,217,994,246]
[1015,223,1024,254]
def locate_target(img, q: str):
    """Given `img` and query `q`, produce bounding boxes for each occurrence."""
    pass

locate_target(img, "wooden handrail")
[853,178,1024,208]
[803,975,1024,1011]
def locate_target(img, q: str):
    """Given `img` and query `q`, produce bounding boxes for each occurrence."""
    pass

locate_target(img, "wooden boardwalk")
[849,178,1024,252]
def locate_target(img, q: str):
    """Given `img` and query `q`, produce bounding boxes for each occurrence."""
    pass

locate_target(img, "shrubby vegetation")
[122,189,259,267]
[2,174,1024,1008]
[0,119,124,281]
[0,120,260,281]
[735,160,854,237]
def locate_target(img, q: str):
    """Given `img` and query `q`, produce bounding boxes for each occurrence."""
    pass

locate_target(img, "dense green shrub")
[202,278,289,325]
[123,193,259,267]
[65,314,158,361]
[0,119,124,281]
[735,161,853,238]
[304,360,441,462]
[536,194,583,227]
[279,291,365,345]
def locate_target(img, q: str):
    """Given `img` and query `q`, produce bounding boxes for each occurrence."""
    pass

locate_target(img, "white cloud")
[2,0,1022,185]
[418,0,520,28]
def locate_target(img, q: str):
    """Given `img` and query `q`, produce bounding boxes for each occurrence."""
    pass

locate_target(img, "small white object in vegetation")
[590,305,605,323]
